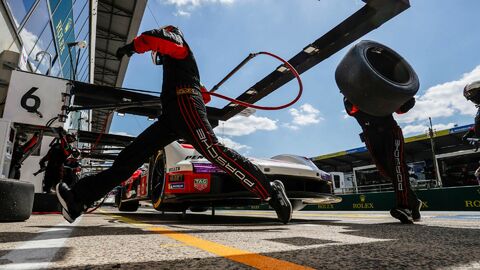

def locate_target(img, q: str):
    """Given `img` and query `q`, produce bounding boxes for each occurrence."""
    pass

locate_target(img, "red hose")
[206,51,303,110]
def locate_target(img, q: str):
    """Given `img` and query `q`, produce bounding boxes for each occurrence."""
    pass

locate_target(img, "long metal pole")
[210,53,257,93]
[428,117,441,187]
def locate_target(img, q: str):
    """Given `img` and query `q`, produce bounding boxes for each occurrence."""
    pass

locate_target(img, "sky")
[109,0,480,159]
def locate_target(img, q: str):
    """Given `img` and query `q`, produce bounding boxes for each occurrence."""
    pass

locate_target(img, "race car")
[115,140,342,213]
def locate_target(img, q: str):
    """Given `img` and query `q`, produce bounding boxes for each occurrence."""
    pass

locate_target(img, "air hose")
[205,51,303,110]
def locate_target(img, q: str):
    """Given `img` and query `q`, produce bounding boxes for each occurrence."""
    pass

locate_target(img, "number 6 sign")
[3,70,68,128]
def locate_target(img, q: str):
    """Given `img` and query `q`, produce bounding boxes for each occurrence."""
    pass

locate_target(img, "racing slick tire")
[0,178,34,221]
[335,40,419,116]
[118,198,139,212]
[189,206,209,212]
[117,187,139,212]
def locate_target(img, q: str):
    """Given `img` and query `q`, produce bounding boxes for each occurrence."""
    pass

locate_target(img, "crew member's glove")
[200,84,211,104]
[396,97,416,114]
[343,98,357,116]
[116,42,135,60]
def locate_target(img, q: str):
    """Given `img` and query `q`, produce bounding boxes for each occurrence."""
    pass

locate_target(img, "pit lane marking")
[102,211,314,270]
[0,217,81,270]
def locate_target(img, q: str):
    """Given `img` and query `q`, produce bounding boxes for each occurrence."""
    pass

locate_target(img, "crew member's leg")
[44,166,62,193]
[43,168,54,193]
[57,115,177,222]
[173,93,292,223]
[361,123,418,208]
[359,118,421,223]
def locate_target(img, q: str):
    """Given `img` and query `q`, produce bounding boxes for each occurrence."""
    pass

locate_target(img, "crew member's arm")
[462,108,480,142]
[20,132,39,153]
[116,26,188,60]
[39,151,50,169]
[474,108,480,137]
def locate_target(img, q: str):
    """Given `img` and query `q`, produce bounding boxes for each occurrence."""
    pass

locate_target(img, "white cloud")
[214,115,278,136]
[402,123,456,136]
[175,10,191,17]
[159,0,235,15]
[396,65,480,124]
[163,0,235,7]
[217,136,251,153]
[285,103,323,130]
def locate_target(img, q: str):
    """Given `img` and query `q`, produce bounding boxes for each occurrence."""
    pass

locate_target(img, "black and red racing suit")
[462,107,480,141]
[9,132,40,179]
[40,137,73,193]
[344,98,419,209]
[71,26,274,205]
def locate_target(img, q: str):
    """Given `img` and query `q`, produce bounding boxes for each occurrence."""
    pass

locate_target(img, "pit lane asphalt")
[1,207,479,270]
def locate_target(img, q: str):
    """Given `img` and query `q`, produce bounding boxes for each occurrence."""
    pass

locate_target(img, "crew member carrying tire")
[39,130,76,193]
[56,25,293,224]
[462,81,480,148]
[336,40,422,224]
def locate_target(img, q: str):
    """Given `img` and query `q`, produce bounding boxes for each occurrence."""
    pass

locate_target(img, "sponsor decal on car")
[169,174,184,182]
[169,167,181,172]
[169,183,185,190]
[193,178,208,191]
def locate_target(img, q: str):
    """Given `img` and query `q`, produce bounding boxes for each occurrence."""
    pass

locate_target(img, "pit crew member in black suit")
[56,25,292,224]
[40,132,76,193]
[344,97,422,224]
[462,81,480,146]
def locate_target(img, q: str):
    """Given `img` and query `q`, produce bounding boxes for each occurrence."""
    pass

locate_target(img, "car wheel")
[0,178,34,221]
[290,199,306,211]
[150,151,166,211]
[335,40,419,116]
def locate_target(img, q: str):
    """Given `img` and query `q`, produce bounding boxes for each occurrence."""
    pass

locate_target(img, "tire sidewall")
[0,178,34,221]
[336,40,419,116]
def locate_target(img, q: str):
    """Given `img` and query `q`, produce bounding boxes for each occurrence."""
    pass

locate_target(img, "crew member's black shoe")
[390,207,414,224]
[268,180,293,224]
[56,183,85,223]
[412,199,422,222]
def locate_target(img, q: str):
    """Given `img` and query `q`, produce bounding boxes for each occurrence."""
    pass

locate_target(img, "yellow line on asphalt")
[219,210,387,219]
[101,211,314,270]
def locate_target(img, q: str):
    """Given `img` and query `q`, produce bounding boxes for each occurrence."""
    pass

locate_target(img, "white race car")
[115,140,342,212]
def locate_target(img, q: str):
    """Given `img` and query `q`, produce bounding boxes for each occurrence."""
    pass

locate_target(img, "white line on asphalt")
[0,217,81,270]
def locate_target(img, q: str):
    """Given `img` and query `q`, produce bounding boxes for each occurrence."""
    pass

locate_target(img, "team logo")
[194,178,208,191]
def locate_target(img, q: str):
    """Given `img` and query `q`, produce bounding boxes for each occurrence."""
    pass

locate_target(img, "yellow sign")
[421,201,428,209]
[465,200,480,208]
[317,204,334,209]
[353,194,373,209]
